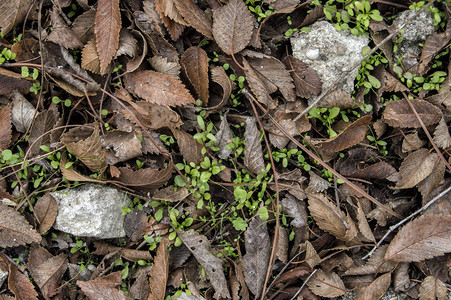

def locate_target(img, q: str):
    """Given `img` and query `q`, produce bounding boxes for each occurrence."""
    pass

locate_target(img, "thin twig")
[363,184,451,259]
[289,269,318,300]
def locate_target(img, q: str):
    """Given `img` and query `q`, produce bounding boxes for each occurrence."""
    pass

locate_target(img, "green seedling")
[307,107,341,138]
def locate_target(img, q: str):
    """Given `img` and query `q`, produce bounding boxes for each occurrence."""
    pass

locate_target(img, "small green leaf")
[258,206,269,220]
[367,74,381,89]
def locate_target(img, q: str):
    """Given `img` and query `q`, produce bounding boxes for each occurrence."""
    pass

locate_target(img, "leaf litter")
[0,0,450,299]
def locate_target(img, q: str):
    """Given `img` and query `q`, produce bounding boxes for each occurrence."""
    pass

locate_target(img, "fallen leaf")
[0,67,32,95]
[10,90,36,133]
[77,271,133,300]
[149,56,181,78]
[355,272,391,300]
[0,204,41,247]
[418,23,451,75]
[356,200,376,243]
[177,230,231,299]
[306,170,331,193]
[95,0,121,74]
[283,55,322,98]
[433,117,451,149]
[244,117,265,175]
[125,70,195,107]
[318,88,360,109]
[276,226,288,263]
[154,0,186,40]
[401,131,425,153]
[214,115,234,159]
[344,245,395,276]
[102,130,142,165]
[171,128,204,164]
[181,47,209,105]
[267,111,311,149]
[61,125,106,172]
[210,66,234,110]
[273,266,312,285]
[418,275,447,300]
[93,242,152,262]
[122,30,147,75]
[281,193,308,228]
[242,58,276,109]
[34,193,58,234]
[28,107,59,156]
[47,8,83,49]
[242,217,270,298]
[212,0,254,55]
[152,186,189,202]
[395,148,438,189]
[0,104,11,151]
[8,260,39,300]
[173,0,213,39]
[417,157,446,202]
[0,0,34,35]
[385,214,451,262]
[149,238,170,300]
[382,99,442,128]
[306,269,346,298]
[72,9,96,44]
[300,241,321,269]
[60,152,104,184]
[117,164,173,192]
[81,39,101,74]
[116,29,138,58]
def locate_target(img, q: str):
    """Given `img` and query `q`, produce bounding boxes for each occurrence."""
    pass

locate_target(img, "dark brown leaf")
[214,115,234,159]
[433,117,451,149]
[0,104,11,151]
[77,271,133,300]
[395,148,439,189]
[0,204,41,247]
[283,55,322,98]
[382,99,442,128]
[72,9,96,44]
[212,0,254,55]
[181,46,209,105]
[173,0,213,39]
[92,242,152,262]
[401,131,425,152]
[0,67,32,95]
[242,58,276,109]
[47,8,83,49]
[81,39,101,74]
[318,88,361,108]
[171,128,204,164]
[417,156,446,202]
[418,22,451,75]
[210,66,234,111]
[242,217,270,298]
[149,56,181,78]
[306,269,346,298]
[149,238,170,300]
[419,276,447,300]
[34,193,58,234]
[244,117,265,175]
[355,272,391,300]
[117,164,172,192]
[356,200,376,243]
[8,261,39,300]
[0,0,34,35]
[344,245,395,276]
[273,266,311,285]
[125,70,195,107]
[60,152,104,183]
[102,130,142,165]
[124,209,149,242]
[153,186,189,202]
[154,0,186,40]
[28,107,58,156]
[385,214,451,262]
[177,230,231,299]
[95,0,121,74]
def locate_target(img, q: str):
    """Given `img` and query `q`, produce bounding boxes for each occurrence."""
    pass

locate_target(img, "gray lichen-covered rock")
[290,21,369,95]
[51,184,130,239]
[0,268,8,288]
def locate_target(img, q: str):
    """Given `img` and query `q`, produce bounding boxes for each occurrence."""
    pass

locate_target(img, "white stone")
[0,268,7,288]
[290,21,369,95]
[51,184,130,239]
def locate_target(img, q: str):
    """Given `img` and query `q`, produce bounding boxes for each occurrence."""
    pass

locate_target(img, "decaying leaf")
[244,117,265,175]
[0,67,32,95]
[0,204,41,247]
[344,245,396,276]
[418,23,451,75]
[177,230,231,299]
[212,0,254,55]
[72,9,96,44]
[149,238,170,300]
[242,58,276,109]
[28,107,59,156]
[300,241,321,269]
[61,125,106,172]
[268,111,311,149]
[214,115,234,159]
[125,70,195,107]
[93,242,152,262]
[0,0,34,35]
[82,39,101,74]
[0,104,11,151]
[171,128,204,164]
[418,276,447,300]
[149,56,181,78]
[47,8,83,49]
[401,131,425,153]
[60,152,104,184]
[152,186,189,202]
[317,88,360,108]
[210,66,234,110]
[95,0,121,74]
[173,0,213,39]
[433,117,451,149]
[385,214,451,262]
[154,0,186,40]
[116,29,138,58]
[77,271,133,300]
[306,269,346,298]
[181,47,209,104]
[117,164,173,192]
[10,90,36,133]
[242,217,270,298]
[306,170,331,193]
[34,193,58,234]
[382,99,442,128]
[7,259,39,300]
[417,156,446,202]
[101,130,142,165]
[395,148,439,189]
[355,272,391,300]
[283,55,322,98]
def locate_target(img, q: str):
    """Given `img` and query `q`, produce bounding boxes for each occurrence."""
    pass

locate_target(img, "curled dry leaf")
[300,241,321,269]
[122,30,147,75]
[0,67,32,95]
[355,272,391,300]
[273,266,311,286]
[317,88,360,109]
[116,29,137,58]
[92,242,152,262]
[10,90,36,133]
[306,269,346,298]
[356,200,376,243]
[154,0,185,40]
[210,66,234,110]
[268,111,311,149]
[401,131,425,153]
[177,230,231,299]
[242,217,270,298]
[117,164,173,192]
[181,46,209,105]
[171,128,204,164]
[382,99,442,128]
[242,58,277,109]
[283,55,322,98]
[417,156,446,202]
[125,70,195,107]
[395,148,438,189]
[153,186,189,202]
[212,0,254,55]
[0,204,41,248]
[149,56,181,78]
[173,0,213,39]
[306,170,331,193]
[419,276,447,300]
[433,117,451,149]
[95,0,121,74]
[77,271,133,300]
[214,115,234,159]
[149,238,170,300]
[34,193,58,234]
[0,0,34,35]
[418,23,451,75]
[60,152,104,184]
[385,214,451,262]
[61,125,106,172]
[244,117,265,175]
[102,131,142,165]
[0,104,11,151]
[7,260,39,300]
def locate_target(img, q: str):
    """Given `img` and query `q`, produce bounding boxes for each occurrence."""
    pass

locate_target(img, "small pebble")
[306,49,320,60]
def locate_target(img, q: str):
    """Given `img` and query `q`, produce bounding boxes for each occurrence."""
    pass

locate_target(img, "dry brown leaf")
[149,238,170,300]
[10,90,35,133]
[401,131,425,153]
[149,56,181,78]
[385,214,451,262]
[418,23,451,75]
[47,8,83,49]
[306,269,346,298]
[0,0,34,35]
[283,55,322,98]
[122,30,147,75]
[95,0,121,74]
[34,193,58,234]
[177,230,231,299]
[356,200,376,243]
[276,226,288,264]
[317,88,360,109]
[102,130,142,165]
[72,9,96,44]
[419,275,447,300]
[268,111,311,149]
[153,186,189,202]
[171,128,204,164]
[28,245,68,299]
[124,209,149,242]
[242,58,276,109]
[11,38,39,62]
[173,0,213,39]
[300,241,321,269]
[117,164,172,192]
[0,204,41,247]
[306,170,331,193]
[417,157,446,202]
[125,70,195,107]
[273,266,311,285]
[77,271,133,300]
[154,0,186,40]
[382,99,442,128]
[395,148,438,189]
[212,0,254,55]
[242,217,270,298]
[61,125,106,172]
[344,245,395,276]
[0,104,11,151]
[8,261,39,300]
[92,242,152,262]
[318,115,371,156]
[116,29,137,58]
[28,107,59,156]
[0,67,32,95]
[210,66,234,110]
[81,39,101,73]
[181,47,209,105]
[433,117,451,149]
[214,115,234,159]
[355,272,391,300]
[60,152,104,183]
[244,117,265,175]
